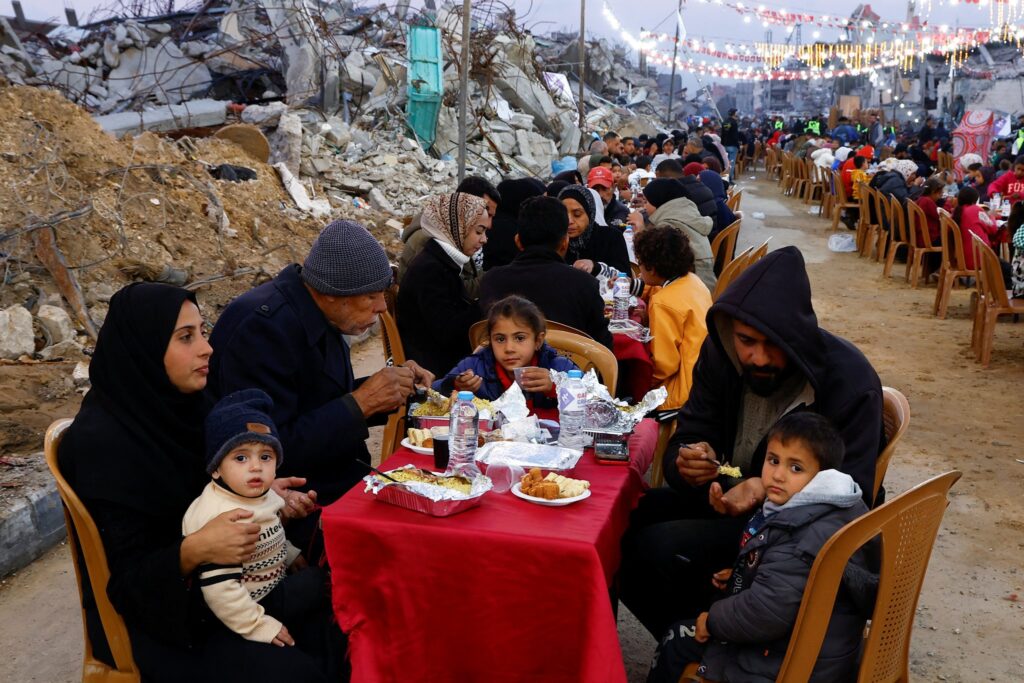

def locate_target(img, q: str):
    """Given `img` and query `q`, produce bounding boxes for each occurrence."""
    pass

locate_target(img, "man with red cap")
[588,166,631,225]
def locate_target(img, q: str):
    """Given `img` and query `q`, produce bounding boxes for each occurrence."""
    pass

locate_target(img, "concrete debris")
[241,102,288,127]
[94,99,227,136]
[35,305,77,345]
[0,306,34,360]
[72,361,91,387]
[274,162,332,219]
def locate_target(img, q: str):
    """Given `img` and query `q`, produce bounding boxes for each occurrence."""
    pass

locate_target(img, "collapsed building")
[0,0,676,367]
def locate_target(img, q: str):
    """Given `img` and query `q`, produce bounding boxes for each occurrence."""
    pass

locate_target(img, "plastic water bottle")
[612,271,631,322]
[623,225,635,262]
[447,391,481,478]
[557,370,589,450]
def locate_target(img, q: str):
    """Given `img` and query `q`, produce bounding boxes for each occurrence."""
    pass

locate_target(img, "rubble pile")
[0,85,403,361]
[0,1,676,364]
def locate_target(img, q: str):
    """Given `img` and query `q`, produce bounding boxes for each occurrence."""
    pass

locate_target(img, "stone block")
[0,305,33,360]
[36,305,76,344]
[268,112,303,176]
[494,64,559,134]
[368,188,395,213]
[0,483,66,578]
[94,99,227,136]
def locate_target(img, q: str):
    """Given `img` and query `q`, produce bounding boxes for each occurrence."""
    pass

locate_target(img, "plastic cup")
[487,459,525,494]
[513,366,541,389]
[432,434,450,471]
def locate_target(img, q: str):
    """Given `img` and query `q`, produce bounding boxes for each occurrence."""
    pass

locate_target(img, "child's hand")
[572,258,596,273]
[695,612,711,643]
[454,370,483,393]
[272,625,294,647]
[518,367,552,394]
[289,554,308,573]
[711,568,733,591]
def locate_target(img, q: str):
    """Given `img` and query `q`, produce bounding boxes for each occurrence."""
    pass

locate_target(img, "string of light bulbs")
[603,2,898,81]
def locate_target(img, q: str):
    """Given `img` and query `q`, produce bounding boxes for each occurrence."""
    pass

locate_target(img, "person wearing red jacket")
[985,155,1024,203]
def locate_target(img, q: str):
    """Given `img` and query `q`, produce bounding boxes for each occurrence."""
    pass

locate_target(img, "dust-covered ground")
[1,173,1021,682]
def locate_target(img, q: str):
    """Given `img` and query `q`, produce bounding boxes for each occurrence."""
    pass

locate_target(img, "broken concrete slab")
[241,102,288,127]
[35,59,102,101]
[35,305,76,345]
[368,187,395,213]
[268,112,303,176]
[260,0,323,105]
[94,99,227,136]
[273,162,331,218]
[106,37,212,105]
[0,305,34,360]
[494,64,559,135]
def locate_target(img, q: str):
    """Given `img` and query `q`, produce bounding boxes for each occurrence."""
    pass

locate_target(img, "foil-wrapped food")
[549,368,668,434]
[363,465,492,517]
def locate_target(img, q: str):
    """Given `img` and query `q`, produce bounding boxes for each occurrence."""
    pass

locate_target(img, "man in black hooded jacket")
[620,246,884,639]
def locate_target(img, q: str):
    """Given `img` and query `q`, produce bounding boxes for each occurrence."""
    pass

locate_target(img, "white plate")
[400,437,433,455]
[511,482,591,506]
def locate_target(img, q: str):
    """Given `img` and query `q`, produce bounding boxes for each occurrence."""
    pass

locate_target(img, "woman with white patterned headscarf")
[397,192,490,375]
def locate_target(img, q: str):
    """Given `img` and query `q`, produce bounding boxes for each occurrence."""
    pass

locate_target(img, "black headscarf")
[558,184,597,254]
[59,283,207,517]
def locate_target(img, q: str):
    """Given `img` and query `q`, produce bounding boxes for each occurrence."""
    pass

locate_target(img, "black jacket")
[397,239,480,377]
[721,117,740,147]
[565,222,631,276]
[870,170,909,203]
[701,498,873,682]
[207,264,372,504]
[482,212,520,271]
[665,247,884,505]
[678,175,720,223]
[480,245,614,349]
[604,197,631,225]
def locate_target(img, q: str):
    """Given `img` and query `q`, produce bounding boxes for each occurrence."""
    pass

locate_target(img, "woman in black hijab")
[58,283,328,682]
[557,184,630,277]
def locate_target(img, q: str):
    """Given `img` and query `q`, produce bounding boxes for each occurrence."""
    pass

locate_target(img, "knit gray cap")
[302,220,393,296]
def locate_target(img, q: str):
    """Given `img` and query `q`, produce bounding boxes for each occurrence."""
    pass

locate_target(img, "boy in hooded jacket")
[647,412,873,683]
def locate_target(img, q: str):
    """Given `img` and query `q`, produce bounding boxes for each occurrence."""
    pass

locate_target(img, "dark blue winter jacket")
[432,343,577,408]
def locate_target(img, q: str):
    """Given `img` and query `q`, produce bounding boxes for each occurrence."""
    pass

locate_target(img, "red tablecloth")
[322,449,644,683]
[612,334,654,401]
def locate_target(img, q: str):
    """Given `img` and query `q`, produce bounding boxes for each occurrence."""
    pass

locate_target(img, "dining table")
[322,446,648,683]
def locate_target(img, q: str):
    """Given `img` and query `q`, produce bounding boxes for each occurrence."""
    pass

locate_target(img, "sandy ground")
[2,172,1022,682]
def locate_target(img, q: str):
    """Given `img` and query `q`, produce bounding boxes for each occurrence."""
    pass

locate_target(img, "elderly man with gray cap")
[208,220,432,506]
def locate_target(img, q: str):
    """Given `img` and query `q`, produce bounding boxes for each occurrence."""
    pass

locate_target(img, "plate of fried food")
[402,428,436,455]
[512,468,591,506]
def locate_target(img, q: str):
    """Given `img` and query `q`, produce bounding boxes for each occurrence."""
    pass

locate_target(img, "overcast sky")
[22,0,1001,89]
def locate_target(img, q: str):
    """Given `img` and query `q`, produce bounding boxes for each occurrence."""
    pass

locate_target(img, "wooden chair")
[830,170,858,232]
[751,237,771,261]
[804,159,825,205]
[971,236,1024,367]
[855,183,877,257]
[682,471,962,682]
[545,329,618,395]
[712,246,755,301]
[906,201,942,288]
[820,166,835,220]
[874,387,910,507]
[725,189,742,213]
[44,419,142,683]
[466,319,592,349]
[790,157,811,200]
[932,213,977,319]
[383,264,399,318]
[710,219,740,276]
[882,195,912,281]
[752,140,764,170]
[379,311,408,460]
[649,413,678,489]
[781,153,797,194]
[867,187,892,262]
[734,147,747,175]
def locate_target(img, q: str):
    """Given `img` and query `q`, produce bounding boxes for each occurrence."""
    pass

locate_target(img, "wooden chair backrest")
[888,195,908,243]
[939,213,969,271]
[905,200,932,249]
[875,387,910,506]
[379,311,405,367]
[856,182,872,220]
[710,220,741,270]
[383,264,399,319]
[832,170,850,205]
[871,186,891,229]
[467,319,593,350]
[712,245,754,300]
[725,189,742,212]
[44,419,141,683]
[545,329,618,395]
[775,471,962,683]
[751,238,771,261]
[974,235,1011,308]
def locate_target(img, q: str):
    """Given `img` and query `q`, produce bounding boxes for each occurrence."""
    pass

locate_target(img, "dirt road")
[2,173,1021,682]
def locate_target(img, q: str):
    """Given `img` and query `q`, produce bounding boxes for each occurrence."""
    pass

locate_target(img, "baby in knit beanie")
[182,389,321,647]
